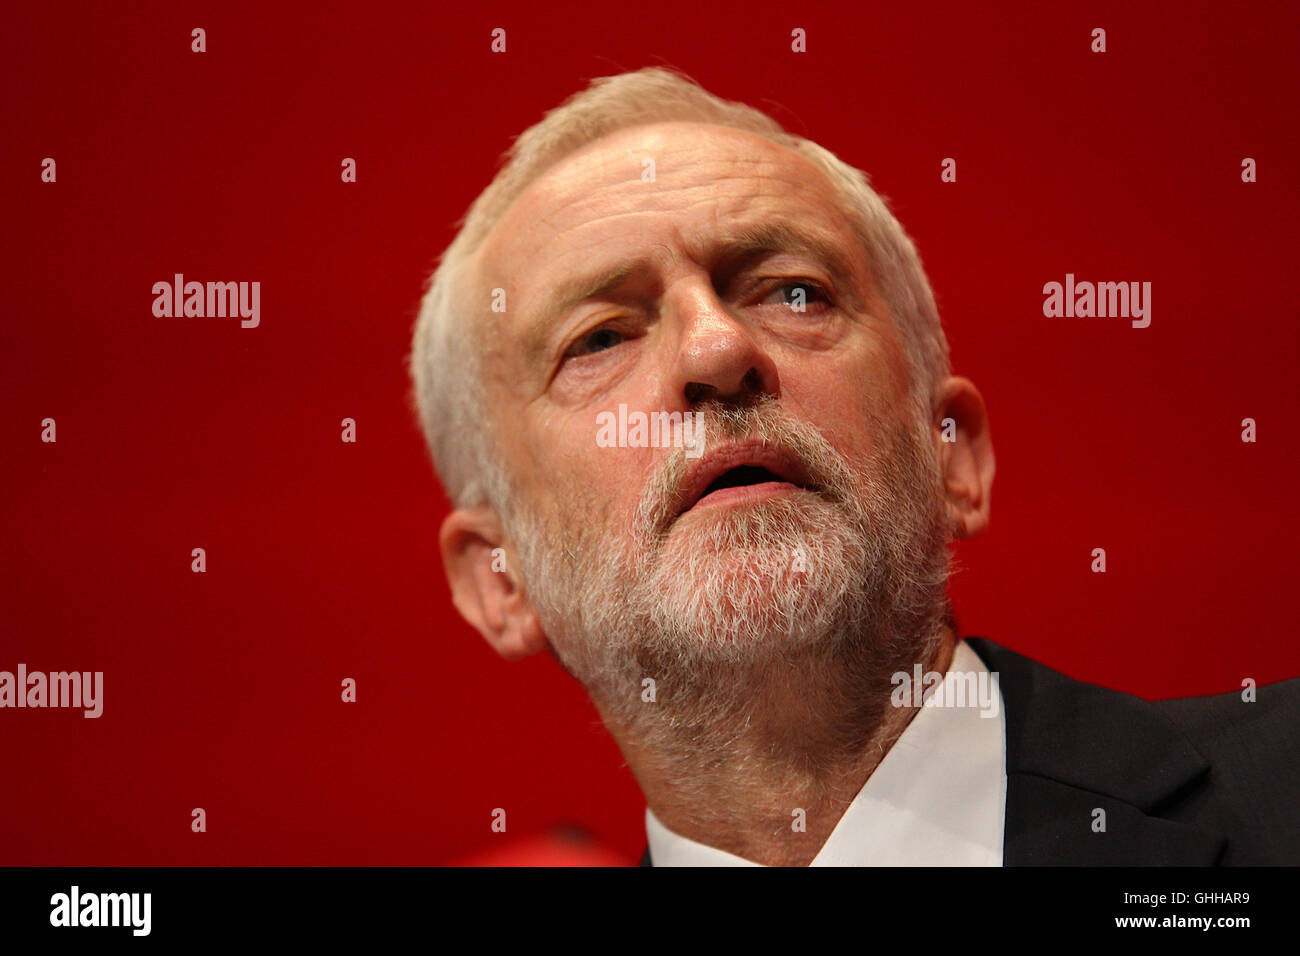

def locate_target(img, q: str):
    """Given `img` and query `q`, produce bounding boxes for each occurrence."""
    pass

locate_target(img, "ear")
[931,376,995,539]
[439,507,547,660]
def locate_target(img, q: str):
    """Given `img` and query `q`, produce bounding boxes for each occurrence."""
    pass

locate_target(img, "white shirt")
[645,639,1007,866]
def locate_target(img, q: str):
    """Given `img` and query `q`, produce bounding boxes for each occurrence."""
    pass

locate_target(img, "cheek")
[518,407,656,521]
[526,360,674,494]
[783,354,898,452]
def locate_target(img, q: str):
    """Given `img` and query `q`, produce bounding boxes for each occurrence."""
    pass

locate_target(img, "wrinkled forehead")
[474,121,861,282]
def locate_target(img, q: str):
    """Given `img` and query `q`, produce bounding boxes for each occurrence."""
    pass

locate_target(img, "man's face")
[471,122,951,709]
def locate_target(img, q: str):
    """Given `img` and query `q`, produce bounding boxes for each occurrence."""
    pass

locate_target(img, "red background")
[2,0,1296,865]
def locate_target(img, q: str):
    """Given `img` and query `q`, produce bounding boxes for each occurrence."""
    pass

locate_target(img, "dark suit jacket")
[640,638,1300,866]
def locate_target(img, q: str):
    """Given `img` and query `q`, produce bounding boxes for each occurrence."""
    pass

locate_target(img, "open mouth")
[675,444,817,517]
[700,465,796,498]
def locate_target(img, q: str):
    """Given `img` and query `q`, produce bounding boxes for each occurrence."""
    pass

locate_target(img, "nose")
[667,279,779,407]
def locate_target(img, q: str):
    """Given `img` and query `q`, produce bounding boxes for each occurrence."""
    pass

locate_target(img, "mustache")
[635,397,857,538]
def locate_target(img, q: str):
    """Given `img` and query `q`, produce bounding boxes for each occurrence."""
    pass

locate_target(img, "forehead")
[476,121,860,280]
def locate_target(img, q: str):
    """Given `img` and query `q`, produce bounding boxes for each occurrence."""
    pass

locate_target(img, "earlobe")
[439,508,548,660]
[933,377,995,540]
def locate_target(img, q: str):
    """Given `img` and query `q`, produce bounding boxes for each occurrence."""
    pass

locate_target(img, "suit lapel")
[966,638,1226,865]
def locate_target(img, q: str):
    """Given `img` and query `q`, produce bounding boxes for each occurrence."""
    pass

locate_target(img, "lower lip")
[687,481,803,511]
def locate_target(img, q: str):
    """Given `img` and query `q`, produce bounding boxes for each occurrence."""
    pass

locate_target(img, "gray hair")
[409,67,950,509]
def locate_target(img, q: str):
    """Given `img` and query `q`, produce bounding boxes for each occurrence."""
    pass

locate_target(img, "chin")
[663,491,839,547]
[614,496,871,660]
[640,548,856,657]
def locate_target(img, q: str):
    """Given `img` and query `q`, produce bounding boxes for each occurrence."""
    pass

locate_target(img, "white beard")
[504,396,954,737]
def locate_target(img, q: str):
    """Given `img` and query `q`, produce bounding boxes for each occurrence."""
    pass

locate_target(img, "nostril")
[685,367,766,406]
[684,381,715,404]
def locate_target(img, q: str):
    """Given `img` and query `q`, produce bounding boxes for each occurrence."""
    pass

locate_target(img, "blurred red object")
[449,826,635,867]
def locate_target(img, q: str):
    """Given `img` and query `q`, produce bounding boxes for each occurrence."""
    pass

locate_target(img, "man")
[408,67,1299,866]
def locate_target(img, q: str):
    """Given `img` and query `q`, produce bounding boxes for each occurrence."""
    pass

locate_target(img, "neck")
[599,627,957,866]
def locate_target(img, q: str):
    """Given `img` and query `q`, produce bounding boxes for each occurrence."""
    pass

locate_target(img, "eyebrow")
[536,261,650,332]
[715,222,860,292]
[521,221,862,361]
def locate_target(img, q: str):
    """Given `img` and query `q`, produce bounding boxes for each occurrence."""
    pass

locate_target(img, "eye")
[761,280,832,311]
[563,325,626,361]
